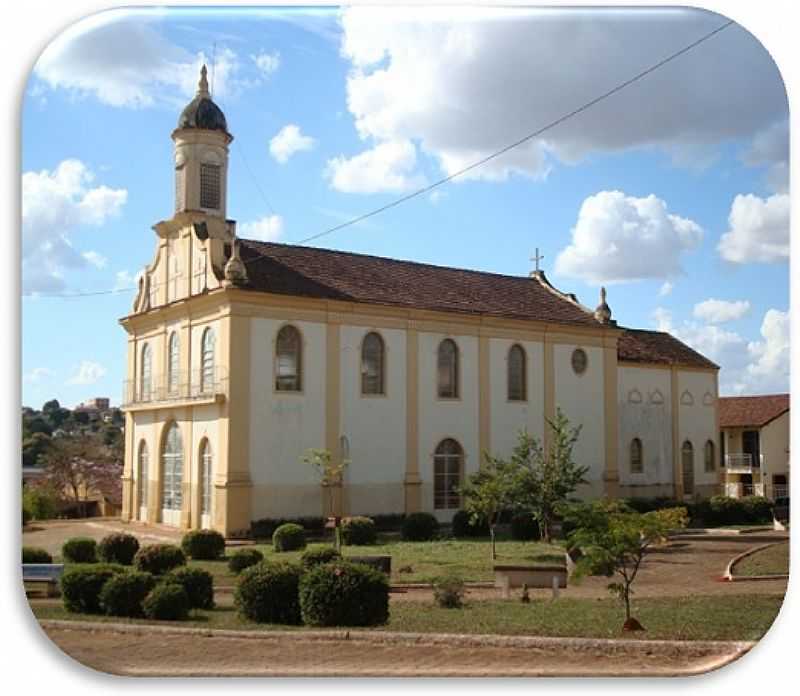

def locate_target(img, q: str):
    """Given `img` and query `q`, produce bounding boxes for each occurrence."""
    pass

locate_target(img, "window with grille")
[507,344,526,401]
[161,423,183,511]
[201,328,215,392]
[361,332,385,395]
[630,438,643,474]
[276,325,302,391]
[200,163,221,209]
[200,440,212,516]
[437,339,459,398]
[434,439,463,510]
[168,332,180,395]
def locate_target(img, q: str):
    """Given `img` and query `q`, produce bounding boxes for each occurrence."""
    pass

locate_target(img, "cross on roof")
[531,248,544,273]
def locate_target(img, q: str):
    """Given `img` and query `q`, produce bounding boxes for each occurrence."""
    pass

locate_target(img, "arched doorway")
[161,423,183,526]
[681,440,695,497]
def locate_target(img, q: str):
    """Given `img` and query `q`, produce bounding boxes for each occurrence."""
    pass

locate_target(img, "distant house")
[719,394,789,500]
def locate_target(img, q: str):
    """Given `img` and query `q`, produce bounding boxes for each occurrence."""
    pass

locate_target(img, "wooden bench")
[23,564,64,597]
[493,564,567,590]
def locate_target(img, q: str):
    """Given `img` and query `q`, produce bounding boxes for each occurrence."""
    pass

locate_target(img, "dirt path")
[42,623,749,677]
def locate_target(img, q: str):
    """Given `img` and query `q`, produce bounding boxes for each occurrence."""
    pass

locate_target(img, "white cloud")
[554,191,702,284]
[325,140,425,194]
[269,124,315,164]
[718,193,789,264]
[693,298,750,324]
[22,159,127,293]
[239,215,284,242]
[24,367,55,384]
[81,251,108,269]
[252,50,281,77]
[658,281,673,297]
[336,7,787,185]
[743,119,788,193]
[113,269,142,291]
[66,361,107,386]
[738,309,790,393]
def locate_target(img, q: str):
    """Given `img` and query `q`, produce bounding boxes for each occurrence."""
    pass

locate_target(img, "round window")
[571,348,588,375]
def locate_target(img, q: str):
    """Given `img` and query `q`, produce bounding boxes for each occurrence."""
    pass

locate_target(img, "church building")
[120,68,721,536]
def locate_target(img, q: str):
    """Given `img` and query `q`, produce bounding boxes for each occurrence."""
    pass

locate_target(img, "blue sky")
[21,6,789,408]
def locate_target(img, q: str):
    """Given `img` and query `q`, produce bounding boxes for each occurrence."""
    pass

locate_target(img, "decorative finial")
[223,238,248,287]
[198,64,210,96]
[529,247,545,279]
[594,286,613,325]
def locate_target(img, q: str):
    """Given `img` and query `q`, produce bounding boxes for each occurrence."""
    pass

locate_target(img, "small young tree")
[565,501,688,629]
[301,448,350,549]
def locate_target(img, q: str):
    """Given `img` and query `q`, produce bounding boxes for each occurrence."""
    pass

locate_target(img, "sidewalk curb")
[723,541,789,582]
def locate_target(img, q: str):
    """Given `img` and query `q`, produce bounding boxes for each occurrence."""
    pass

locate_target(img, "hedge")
[401,512,439,541]
[251,517,325,540]
[142,583,190,621]
[273,523,307,552]
[234,562,303,624]
[301,547,341,570]
[510,513,541,541]
[340,516,377,545]
[22,546,53,564]
[228,548,264,575]
[61,537,98,564]
[451,510,489,538]
[61,564,125,613]
[97,533,140,565]
[133,544,186,575]
[181,529,226,560]
[99,571,156,617]
[622,495,773,527]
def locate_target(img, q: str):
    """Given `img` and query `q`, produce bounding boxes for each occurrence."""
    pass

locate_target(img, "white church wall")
[617,365,674,496]
[248,317,327,519]
[553,343,605,494]
[339,325,407,515]
[418,331,480,522]
[489,338,545,459]
[678,370,719,495]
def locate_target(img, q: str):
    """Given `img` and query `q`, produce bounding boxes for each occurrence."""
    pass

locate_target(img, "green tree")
[22,432,52,468]
[565,501,688,626]
[25,415,53,436]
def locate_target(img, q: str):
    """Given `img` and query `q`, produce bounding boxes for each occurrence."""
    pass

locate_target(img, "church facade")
[120,68,721,536]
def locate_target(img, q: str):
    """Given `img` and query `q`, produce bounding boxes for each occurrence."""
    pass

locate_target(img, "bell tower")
[172,65,233,219]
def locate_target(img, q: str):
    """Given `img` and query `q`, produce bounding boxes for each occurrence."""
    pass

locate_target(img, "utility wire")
[21,19,734,299]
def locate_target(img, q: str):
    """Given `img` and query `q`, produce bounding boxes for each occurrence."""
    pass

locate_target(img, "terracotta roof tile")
[617,328,718,370]
[719,394,789,428]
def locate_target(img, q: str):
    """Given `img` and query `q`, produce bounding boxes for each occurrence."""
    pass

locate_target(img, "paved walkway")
[23,518,182,555]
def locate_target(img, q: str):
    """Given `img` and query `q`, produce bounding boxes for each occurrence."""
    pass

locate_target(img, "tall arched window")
[200,439,213,519]
[630,438,643,474]
[161,423,183,520]
[137,440,149,510]
[200,327,215,393]
[434,439,463,510]
[275,325,302,391]
[437,339,459,398]
[704,440,716,473]
[361,332,385,395]
[507,344,526,401]
[168,331,180,395]
[140,343,152,401]
[681,440,695,496]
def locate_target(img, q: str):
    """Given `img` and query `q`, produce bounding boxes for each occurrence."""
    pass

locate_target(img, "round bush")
[62,537,98,564]
[164,567,214,609]
[142,583,190,621]
[22,546,53,564]
[340,516,377,546]
[181,529,226,560]
[228,548,264,575]
[273,523,306,552]
[234,562,303,624]
[451,510,489,538]
[133,544,186,575]
[511,513,541,541]
[300,561,389,627]
[402,512,439,541]
[61,564,125,613]
[97,532,140,565]
[301,547,341,570]
[99,571,156,617]
[433,573,466,608]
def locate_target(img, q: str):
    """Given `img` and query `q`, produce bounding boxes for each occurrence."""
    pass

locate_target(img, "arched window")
[507,344,526,401]
[630,438,643,474]
[200,327,215,393]
[704,440,715,473]
[434,439,463,510]
[200,439,213,518]
[137,441,149,509]
[140,343,152,401]
[275,325,302,391]
[681,440,695,496]
[161,423,183,518]
[437,339,459,399]
[361,332,385,395]
[168,331,180,395]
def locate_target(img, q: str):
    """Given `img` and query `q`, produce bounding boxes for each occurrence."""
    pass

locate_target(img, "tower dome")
[177,65,229,134]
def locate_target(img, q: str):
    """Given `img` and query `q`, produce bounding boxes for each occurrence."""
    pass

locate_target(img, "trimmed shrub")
[61,564,125,613]
[401,512,439,541]
[740,496,773,525]
[371,513,406,532]
[228,548,264,575]
[22,506,32,526]
[133,544,186,575]
[301,547,341,570]
[251,517,325,540]
[451,510,489,538]
[62,537,98,564]
[273,523,306,552]
[511,513,541,541]
[234,562,303,624]
[181,529,226,560]
[22,546,53,564]
[340,516,377,546]
[99,571,156,617]
[623,497,683,514]
[300,561,389,627]
[432,573,466,608]
[164,567,215,609]
[97,532,140,565]
[142,583,190,621]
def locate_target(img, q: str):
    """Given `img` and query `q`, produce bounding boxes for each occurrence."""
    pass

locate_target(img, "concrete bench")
[494,564,567,590]
[22,564,64,597]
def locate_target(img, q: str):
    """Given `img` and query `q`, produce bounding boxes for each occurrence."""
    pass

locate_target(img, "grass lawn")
[32,593,783,642]
[734,542,789,577]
